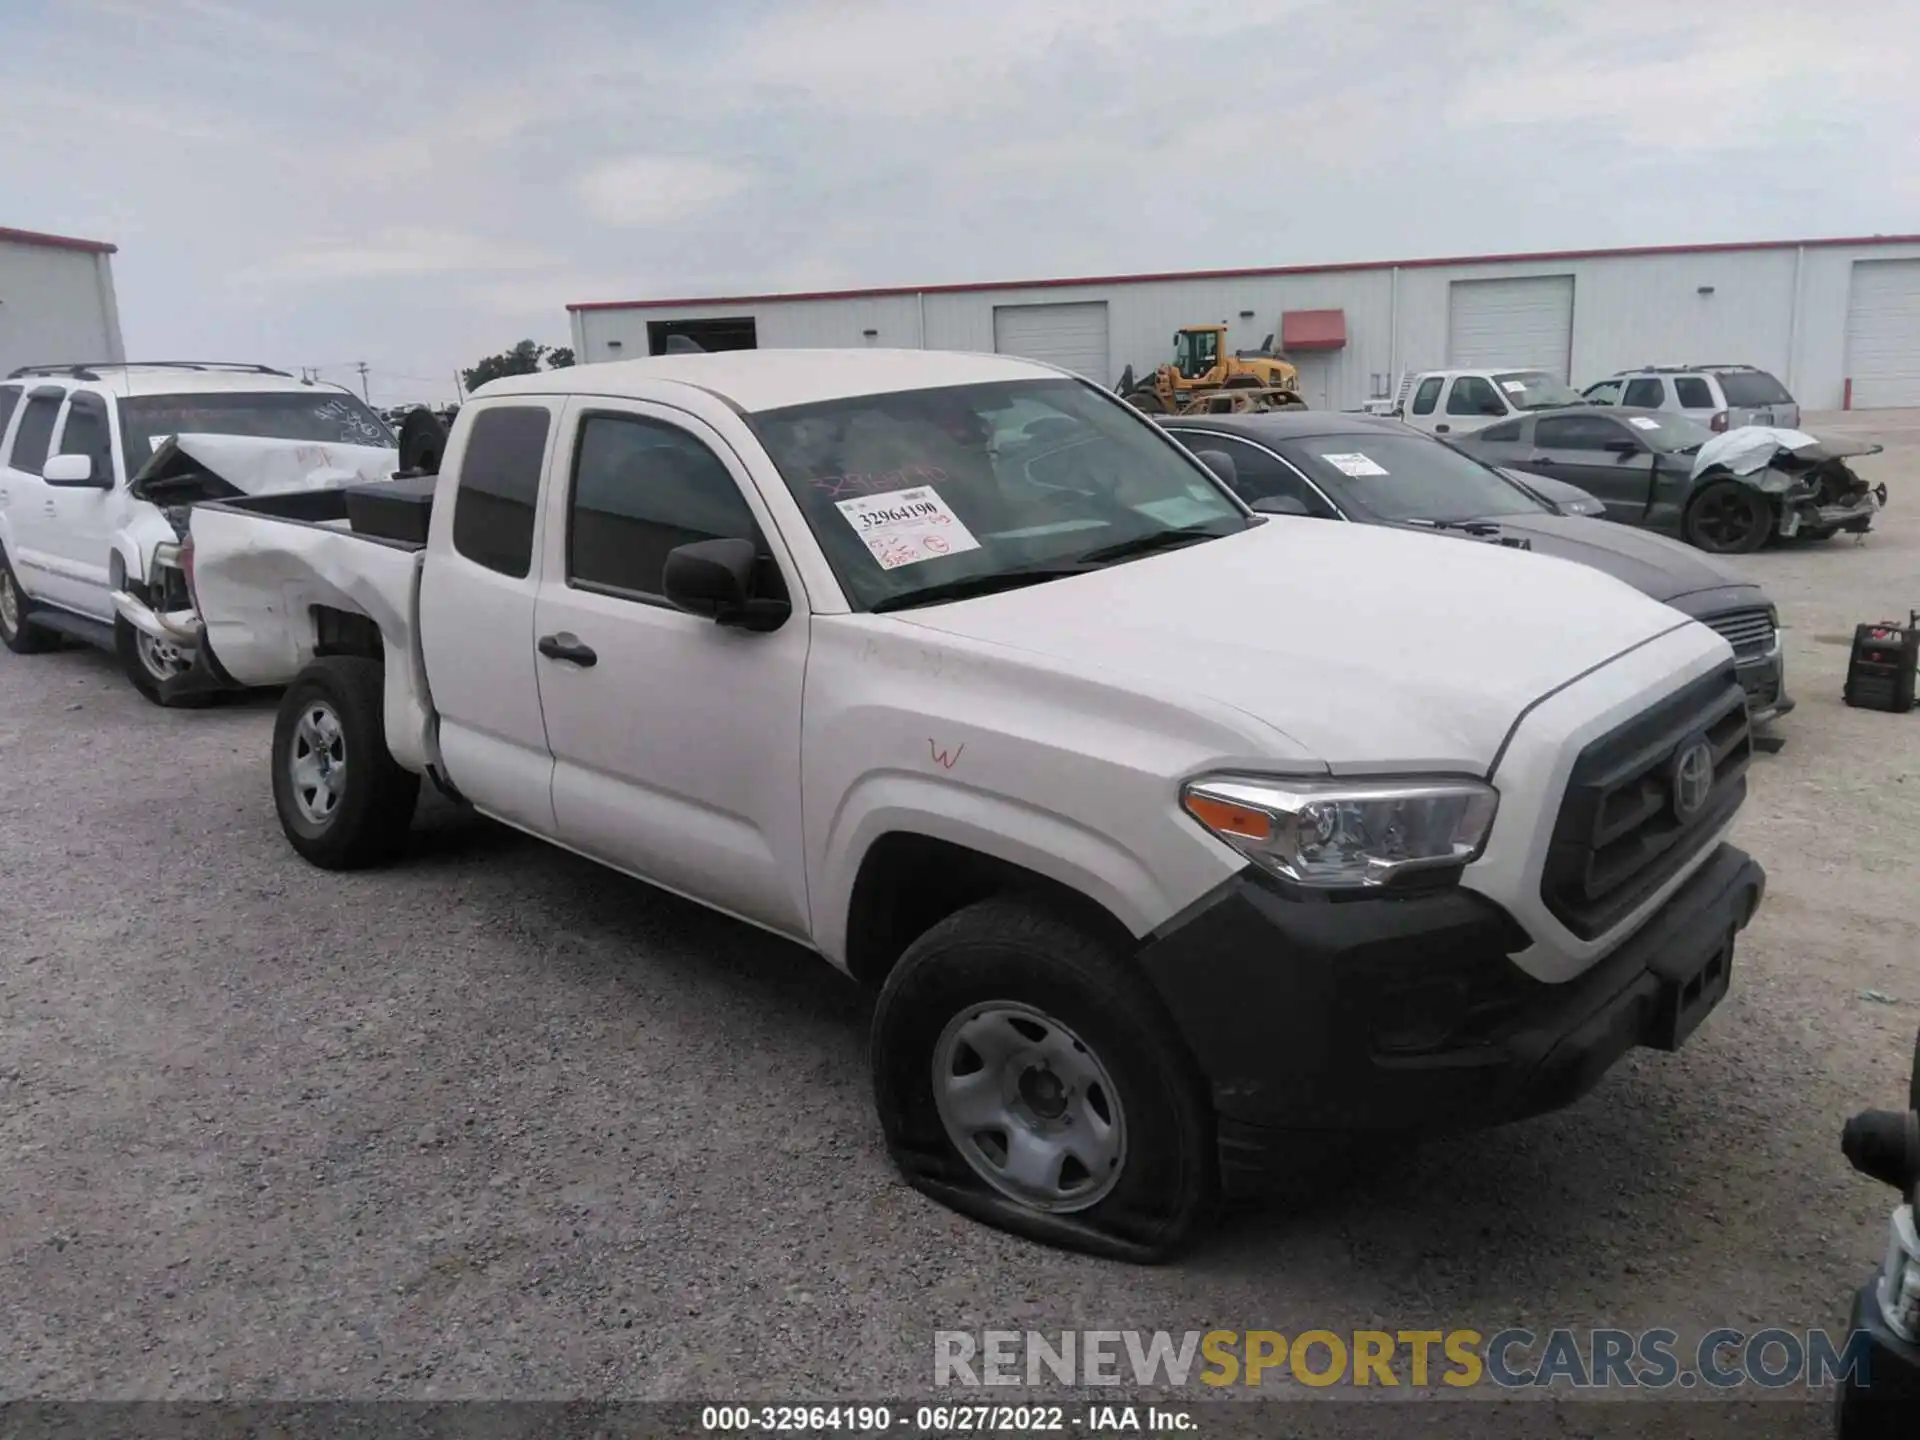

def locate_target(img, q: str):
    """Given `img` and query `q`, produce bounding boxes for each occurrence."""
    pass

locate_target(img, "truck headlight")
[1181,775,1498,889]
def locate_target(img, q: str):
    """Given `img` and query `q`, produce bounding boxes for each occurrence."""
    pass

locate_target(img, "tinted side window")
[452,406,550,577]
[0,385,20,443]
[1478,420,1524,442]
[1537,415,1627,450]
[1622,377,1665,407]
[58,393,113,478]
[1673,376,1715,408]
[1170,432,1338,518]
[1447,376,1503,415]
[1410,377,1443,415]
[7,394,63,476]
[568,414,766,597]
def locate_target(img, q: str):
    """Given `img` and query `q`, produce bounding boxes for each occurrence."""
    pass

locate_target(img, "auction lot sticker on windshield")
[836,486,982,570]
[1320,452,1390,478]
[1500,380,1527,394]
[1628,417,1661,430]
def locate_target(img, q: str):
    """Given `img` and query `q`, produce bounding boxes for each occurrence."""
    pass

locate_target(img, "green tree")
[463,339,574,392]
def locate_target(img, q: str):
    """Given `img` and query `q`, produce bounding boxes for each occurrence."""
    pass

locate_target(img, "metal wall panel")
[0,242,123,376]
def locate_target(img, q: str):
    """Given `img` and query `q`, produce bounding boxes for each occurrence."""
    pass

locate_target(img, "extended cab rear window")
[1714,370,1793,406]
[452,406,551,578]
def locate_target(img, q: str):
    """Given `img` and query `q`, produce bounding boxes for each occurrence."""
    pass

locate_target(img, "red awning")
[1281,309,1347,351]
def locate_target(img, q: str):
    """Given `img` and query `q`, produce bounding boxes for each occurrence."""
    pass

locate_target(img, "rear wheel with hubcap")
[271,656,420,869]
[871,897,1212,1262]
[1684,480,1773,554]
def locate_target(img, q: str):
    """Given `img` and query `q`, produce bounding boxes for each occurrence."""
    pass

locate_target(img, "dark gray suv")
[1162,410,1792,725]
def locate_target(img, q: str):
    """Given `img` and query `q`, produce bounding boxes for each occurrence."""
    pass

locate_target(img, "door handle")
[537,634,597,667]
[1434,424,1450,433]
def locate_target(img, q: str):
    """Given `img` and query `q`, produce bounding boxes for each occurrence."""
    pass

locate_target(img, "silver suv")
[1581,364,1800,433]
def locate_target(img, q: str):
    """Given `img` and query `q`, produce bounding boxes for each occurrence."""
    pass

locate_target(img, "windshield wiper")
[1409,518,1504,536]
[1070,523,1233,567]
[869,565,1088,613]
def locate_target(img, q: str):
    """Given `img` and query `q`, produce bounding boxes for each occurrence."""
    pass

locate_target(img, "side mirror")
[1252,494,1310,516]
[662,537,789,632]
[43,453,110,488]
[1603,438,1642,456]
[1193,449,1239,489]
[1480,401,1508,417]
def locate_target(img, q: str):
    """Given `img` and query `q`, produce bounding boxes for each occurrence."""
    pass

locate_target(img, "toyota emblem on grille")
[1671,738,1715,821]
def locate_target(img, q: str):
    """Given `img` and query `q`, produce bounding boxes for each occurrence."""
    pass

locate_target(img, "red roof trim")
[568,233,1920,313]
[0,224,117,255]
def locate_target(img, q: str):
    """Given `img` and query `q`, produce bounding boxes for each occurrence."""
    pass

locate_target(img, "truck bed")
[199,472,437,550]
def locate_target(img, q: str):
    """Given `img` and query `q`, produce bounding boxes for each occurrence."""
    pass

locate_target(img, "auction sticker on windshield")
[1320,452,1389,478]
[836,486,982,570]
[1628,417,1661,430]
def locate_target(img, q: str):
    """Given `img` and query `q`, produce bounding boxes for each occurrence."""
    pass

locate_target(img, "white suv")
[0,361,395,703]
[1581,365,1801,433]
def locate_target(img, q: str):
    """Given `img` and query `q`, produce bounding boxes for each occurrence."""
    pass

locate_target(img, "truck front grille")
[1703,607,1776,660]
[1540,665,1751,941]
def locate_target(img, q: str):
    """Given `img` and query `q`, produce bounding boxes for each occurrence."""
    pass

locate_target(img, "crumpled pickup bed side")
[190,492,439,774]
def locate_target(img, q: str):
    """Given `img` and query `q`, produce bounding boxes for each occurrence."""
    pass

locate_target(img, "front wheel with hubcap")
[0,551,56,655]
[271,655,420,869]
[1684,480,1773,554]
[114,613,202,705]
[871,897,1213,1262]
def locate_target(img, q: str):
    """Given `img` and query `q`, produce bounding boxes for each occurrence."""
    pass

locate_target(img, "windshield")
[750,378,1250,611]
[117,390,396,468]
[1714,370,1793,407]
[1272,432,1545,524]
[1492,371,1585,411]
[1621,410,1716,452]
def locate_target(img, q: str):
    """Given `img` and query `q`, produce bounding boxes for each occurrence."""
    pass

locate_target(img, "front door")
[40,392,124,619]
[531,399,810,938]
[1529,413,1655,523]
[0,388,66,601]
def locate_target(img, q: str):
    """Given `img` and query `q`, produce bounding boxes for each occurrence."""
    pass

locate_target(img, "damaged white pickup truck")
[175,350,1766,1259]
[0,362,395,703]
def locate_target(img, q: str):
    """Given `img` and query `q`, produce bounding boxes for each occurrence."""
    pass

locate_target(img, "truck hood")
[1419,512,1754,605]
[891,519,1691,775]
[129,434,400,505]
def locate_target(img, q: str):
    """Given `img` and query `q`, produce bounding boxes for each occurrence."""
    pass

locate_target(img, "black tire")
[871,896,1213,1262]
[270,656,420,870]
[114,612,210,707]
[0,548,58,655]
[1684,480,1773,554]
[1127,390,1167,414]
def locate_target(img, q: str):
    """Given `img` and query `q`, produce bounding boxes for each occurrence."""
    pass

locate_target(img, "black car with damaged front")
[1160,410,1793,725]
[1453,405,1886,555]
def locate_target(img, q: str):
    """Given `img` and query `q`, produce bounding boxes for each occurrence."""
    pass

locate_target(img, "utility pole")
[355,361,371,402]
[453,369,465,403]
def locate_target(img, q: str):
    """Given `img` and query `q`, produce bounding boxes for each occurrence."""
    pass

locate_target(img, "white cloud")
[241,230,558,285]
[574,156,752,227]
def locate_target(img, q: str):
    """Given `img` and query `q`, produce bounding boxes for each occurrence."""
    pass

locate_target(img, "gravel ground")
[2,410,1917,1414]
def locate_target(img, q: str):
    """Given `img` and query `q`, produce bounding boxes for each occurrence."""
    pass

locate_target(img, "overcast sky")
[2,0,1915,407]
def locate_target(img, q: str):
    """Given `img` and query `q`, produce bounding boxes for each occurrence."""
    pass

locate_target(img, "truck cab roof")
[471,348,1068,414]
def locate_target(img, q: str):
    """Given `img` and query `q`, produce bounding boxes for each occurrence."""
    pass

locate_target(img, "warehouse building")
[0,225,124,378]
[569,233,1920,412]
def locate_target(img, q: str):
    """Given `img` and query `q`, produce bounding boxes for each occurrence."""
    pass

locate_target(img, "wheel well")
[310,604,384,660]
[843,832,1137,988]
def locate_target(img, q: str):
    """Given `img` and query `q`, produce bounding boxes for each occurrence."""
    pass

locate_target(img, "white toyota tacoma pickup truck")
[178,349,1765,1260]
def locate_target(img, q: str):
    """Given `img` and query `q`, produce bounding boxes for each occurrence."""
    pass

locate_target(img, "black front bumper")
[1737,648,1794,724]
[1836,1280,1920,1438]
[1135,843,1764,1196]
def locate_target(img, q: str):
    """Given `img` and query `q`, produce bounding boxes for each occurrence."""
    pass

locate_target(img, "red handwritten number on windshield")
[924,535,949,554]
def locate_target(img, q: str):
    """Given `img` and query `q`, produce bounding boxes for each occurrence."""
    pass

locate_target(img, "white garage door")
[1447,276,1575,379]
[992,302,1111,383]
[1845,259,1920,409]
